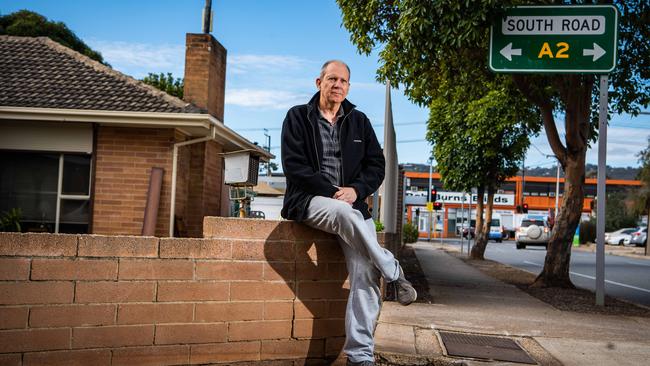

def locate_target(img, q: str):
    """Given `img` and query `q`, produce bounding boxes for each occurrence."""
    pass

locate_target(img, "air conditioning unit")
[223,150,260,187]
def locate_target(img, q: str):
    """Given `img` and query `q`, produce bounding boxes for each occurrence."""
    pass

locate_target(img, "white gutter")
[0,106,273,160]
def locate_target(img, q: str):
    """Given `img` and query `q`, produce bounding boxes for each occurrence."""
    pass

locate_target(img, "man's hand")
[333,187,357,204]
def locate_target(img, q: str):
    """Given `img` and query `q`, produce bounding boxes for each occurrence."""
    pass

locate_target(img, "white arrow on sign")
[500,42,522,61]
[583,43,606,61]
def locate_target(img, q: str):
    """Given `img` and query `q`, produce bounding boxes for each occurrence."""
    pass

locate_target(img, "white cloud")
[229,54,310,75]
[87,39,185,78]
[225,89,310,109]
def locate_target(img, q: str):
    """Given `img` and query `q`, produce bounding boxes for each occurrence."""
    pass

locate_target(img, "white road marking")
[524,260,542,266]
[523,261,650,294]
[625,260,650,267]
[569,272,650,294]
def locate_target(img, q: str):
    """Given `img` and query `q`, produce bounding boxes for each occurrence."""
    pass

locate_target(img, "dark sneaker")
[391,265,417,305]
[346,360,375,366]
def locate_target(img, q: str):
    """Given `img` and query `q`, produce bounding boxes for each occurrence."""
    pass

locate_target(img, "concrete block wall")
[0,217,348,365]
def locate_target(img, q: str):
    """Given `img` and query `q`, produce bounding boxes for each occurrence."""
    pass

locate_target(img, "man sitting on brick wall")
[280,60,417,366]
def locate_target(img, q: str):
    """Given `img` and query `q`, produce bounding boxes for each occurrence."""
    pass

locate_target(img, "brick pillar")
[185,141,224,237]
[183,33,227,122]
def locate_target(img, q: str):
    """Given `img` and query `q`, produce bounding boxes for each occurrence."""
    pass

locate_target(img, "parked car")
[629,227,648,247]
[488,217,505,243]
[515,218,550,250]
[604,227,637,246]
[462,226,475,239]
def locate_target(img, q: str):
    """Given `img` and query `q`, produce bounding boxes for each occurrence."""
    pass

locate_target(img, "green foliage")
[0,10,107,65]
[428,80,539,193]
[635,136,650,215]
[604,191,638,231]
[403,222,419,243]
[338,0,650,278]
[0,208,22,232]
[579,218,597,244]
[141,73,184,99]
[374,219,385,232]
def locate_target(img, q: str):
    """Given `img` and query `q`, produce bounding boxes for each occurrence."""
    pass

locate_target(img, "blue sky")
[2,0,648,168]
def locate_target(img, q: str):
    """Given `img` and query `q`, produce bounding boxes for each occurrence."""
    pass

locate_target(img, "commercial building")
[404,171,642,238]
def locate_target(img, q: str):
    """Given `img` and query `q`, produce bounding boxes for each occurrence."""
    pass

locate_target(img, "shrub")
[579,218,597,244]
[0,208,22,232]
[403,222,419,243]
[374,220,384,232]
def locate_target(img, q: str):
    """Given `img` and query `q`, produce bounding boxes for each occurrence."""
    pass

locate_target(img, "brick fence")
[0,217,364,365]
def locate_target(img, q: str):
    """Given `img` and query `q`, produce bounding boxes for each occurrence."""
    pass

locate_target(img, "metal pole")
[428,158,433,241]
[440,204,443,245]
[596,74,608,306]
[460,192,465,253]
[264,129,271,176]
[521,157,526,206]
[555,162,560,216]
[372,191,379,221]
[380,80,398,233]
[467,190,476,257]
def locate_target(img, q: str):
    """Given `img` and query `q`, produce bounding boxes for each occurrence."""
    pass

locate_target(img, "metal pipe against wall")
[142,167,164,236]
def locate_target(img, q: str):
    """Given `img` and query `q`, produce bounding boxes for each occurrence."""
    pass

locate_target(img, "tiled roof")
[0,36,203,114]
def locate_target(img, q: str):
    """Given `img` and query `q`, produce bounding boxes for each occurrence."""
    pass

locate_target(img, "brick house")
[0,34,272,237]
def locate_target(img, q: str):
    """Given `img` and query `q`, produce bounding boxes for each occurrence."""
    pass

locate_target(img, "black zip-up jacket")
[281,92,385,222]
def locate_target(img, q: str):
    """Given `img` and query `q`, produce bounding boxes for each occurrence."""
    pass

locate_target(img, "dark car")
[462,226,475,239]
[629,227,647,247]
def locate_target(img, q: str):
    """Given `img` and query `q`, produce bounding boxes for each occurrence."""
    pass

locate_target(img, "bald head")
[319,60,350,80]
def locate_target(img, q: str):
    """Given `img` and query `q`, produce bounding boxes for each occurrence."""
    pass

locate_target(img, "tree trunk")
[470,186,485,259]
[513,74,593,289]
[471,186,494,260]
[531,153,584,288]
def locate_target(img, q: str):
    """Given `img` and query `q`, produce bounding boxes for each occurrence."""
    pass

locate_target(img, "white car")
[515,218,550,249]
[604,228,637,246]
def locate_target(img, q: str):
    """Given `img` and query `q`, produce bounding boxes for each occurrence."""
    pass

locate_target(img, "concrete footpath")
[374,242,650,366]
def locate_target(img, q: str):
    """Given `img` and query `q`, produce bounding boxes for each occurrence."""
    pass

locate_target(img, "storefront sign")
[434,192,515,206]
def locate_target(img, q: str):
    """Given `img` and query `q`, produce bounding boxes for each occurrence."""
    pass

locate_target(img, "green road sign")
[489,5,619,73]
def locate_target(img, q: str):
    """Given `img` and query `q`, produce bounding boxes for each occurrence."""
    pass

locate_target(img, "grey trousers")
[303,196,400,363]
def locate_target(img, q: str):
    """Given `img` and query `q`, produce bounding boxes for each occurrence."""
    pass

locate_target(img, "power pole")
[264,128,271,176]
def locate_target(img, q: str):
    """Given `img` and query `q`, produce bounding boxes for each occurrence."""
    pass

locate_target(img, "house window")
[0,151,91,233]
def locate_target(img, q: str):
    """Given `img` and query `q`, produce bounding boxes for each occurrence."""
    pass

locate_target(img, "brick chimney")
[183,34,227,121]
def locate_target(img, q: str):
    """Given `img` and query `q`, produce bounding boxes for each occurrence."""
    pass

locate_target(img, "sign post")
[489,5,618,306]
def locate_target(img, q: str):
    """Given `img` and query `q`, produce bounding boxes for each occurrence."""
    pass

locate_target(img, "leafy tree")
[604,191,637,232]
[258,161,279,177]
[429,77,538,258]
[0,10,106,65]
[338,0,650,287]
[636,137,650,254]
[141,72,184,99]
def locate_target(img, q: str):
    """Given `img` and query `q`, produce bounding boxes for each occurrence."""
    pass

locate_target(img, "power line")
[530,143,553,157]
[235,120,427,132]
[268,137,429,150]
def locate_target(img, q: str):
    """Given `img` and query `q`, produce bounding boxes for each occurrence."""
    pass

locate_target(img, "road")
[439,239,650,308]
